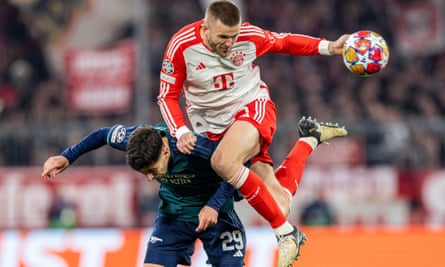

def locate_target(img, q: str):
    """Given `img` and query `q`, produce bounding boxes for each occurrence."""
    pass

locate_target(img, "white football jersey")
[158,20,324,136]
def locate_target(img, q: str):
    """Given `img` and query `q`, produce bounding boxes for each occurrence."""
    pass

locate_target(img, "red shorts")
[207,98,276,166]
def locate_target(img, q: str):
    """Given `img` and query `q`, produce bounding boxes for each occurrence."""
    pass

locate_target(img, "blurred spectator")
[0,0,48,104]
[0,126,32,165]
[30,79,67,124]
[136,182,160,227]
[300,190,335,226]
[48,188,77,229]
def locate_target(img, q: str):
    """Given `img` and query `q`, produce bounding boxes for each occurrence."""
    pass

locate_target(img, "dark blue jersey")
[61,123,236,223]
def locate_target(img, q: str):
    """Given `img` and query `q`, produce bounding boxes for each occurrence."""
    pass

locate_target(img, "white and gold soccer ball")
[342,30,389,77]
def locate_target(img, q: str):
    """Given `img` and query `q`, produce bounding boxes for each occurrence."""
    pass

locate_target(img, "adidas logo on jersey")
[233,250,244,257]
[195,62,206,70]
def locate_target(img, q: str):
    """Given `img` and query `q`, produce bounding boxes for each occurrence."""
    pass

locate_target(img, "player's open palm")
[41,155,70,179]
[195,205,218,232]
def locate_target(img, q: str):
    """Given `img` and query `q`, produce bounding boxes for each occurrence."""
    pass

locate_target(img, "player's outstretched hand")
[195,205,218,232]
[329,34,351,55]
[41,155,70,179]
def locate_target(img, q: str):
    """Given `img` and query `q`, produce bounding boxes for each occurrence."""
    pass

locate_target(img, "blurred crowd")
[1,0,445,170]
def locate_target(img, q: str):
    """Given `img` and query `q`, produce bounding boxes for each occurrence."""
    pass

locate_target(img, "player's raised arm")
[41,127,112,179]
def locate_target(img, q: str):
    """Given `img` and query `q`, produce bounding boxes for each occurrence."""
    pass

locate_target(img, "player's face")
[138,146,169,181]
[203,19,240,58]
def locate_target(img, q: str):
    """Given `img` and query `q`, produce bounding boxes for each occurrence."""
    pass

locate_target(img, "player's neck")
[200,26,213,52]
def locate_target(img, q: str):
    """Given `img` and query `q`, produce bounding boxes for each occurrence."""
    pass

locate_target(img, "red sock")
[230,166,286,228]
[275,140,313,196]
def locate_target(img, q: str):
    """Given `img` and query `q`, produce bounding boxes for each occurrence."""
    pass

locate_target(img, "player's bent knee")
[210,151,238,178]
[210,151,227,172]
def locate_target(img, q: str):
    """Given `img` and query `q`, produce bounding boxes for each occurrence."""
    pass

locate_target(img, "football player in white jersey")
[157,1,349,266]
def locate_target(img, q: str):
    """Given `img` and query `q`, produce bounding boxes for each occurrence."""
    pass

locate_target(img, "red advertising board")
[1,166,445,228]
[0,167,145,229]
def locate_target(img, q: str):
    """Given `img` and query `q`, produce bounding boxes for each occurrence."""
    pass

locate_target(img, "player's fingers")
[195,220,207,232]
[178,143,191,154]
[177,139,190,153]
[177,133,197,155]
[41,167,51,177]
[42,159,56,175]
[185,143,194,154]
[178,140,194,154]
[43,167,61,179]
[42,169,55,179]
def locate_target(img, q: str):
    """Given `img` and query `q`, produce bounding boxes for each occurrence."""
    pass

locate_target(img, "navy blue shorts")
[144,210,246,267]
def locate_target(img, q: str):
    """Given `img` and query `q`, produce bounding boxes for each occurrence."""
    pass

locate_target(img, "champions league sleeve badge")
[162,59,174,74]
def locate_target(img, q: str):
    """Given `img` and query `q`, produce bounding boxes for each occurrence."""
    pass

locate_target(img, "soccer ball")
[342,30,389,77]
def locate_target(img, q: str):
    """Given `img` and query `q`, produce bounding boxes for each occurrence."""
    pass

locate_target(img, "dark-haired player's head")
[126,126,169,180]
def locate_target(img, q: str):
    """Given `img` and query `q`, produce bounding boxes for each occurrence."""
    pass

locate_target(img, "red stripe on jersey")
[165,22,201,59]
[273,32,322,41]
[159,22,203,136]
[158,82,179,135]
[239,24,265,38]
[166,28,196,59]
[158,80,168,99]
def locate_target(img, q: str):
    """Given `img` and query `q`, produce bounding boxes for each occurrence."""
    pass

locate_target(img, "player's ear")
[161,141,170,155]
[201,21,209,33]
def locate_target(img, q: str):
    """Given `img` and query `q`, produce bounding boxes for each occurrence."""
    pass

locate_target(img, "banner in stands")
[392,0,445,55]
[65,40,135,115]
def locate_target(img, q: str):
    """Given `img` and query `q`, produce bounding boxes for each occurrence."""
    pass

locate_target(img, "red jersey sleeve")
[157,23,199,137]
[239,23,324,57]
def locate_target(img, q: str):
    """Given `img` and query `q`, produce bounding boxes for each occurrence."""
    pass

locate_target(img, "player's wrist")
[205,203,221,212]
[176,126,192,140]
[318,40,331,55]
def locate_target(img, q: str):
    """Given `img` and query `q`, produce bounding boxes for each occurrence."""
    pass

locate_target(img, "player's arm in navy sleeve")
[61,127,111,164]
[205,182,236,212]
[190,135,218,160]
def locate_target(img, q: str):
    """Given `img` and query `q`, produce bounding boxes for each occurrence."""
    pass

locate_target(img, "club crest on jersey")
[230,51,245,66]
[162,59,174,74]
